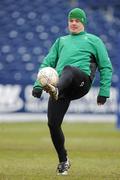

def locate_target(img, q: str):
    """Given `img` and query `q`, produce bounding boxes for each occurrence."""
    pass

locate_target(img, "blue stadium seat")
[0,0,119,86]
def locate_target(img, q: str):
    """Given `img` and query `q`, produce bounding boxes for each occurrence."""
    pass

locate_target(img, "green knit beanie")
[68,8,87,25]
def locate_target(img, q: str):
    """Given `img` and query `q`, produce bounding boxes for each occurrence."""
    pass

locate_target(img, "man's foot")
[43,83,58,100]
[57,158,71,175]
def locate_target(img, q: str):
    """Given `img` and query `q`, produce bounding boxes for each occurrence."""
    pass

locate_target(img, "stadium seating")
[0,0,120,86]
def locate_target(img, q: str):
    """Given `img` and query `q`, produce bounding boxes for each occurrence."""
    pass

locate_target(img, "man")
[32,8,113,175]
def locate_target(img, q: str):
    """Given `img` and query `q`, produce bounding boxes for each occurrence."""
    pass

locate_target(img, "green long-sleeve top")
[34,31,113,97]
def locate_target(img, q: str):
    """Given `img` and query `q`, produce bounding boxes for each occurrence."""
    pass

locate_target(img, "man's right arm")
[32,38,60,98]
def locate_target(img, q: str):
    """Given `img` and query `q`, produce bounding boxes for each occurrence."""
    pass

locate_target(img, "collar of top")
[71,31,86,36]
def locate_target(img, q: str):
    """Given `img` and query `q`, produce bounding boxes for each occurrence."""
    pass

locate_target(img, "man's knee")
[61,65,74,78]
[47,115,61,129]
[47,121,60,130]
[63,65,73,71]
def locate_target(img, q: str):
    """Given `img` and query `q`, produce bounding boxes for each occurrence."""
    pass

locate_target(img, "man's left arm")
[96,38,113,105]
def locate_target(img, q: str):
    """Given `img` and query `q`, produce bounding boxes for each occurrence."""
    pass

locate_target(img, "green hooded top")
[34,31,113,97]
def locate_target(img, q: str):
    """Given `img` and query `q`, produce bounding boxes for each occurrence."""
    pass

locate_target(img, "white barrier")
[0,84,117,122]
[0,113,116,123]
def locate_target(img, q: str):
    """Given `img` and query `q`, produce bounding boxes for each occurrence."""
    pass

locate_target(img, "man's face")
[68,18,84,34]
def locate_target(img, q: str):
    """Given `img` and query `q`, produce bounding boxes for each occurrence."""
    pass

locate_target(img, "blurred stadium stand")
[0,0,120,123]
[0,0,120,84]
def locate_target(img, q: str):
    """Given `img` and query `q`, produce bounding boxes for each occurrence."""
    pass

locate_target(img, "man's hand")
[97,95,107,105]
[32,88,42,98]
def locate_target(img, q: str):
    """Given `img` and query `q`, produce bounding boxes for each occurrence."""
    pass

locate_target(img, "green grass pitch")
[0,121,120,180]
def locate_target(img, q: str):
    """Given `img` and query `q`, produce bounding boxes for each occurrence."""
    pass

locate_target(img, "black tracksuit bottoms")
[47,65,91,162]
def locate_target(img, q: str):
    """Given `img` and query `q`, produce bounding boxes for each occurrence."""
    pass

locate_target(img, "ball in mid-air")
[37,67,59,86]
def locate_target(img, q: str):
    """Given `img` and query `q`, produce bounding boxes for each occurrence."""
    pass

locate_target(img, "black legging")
[47,65,91,162]
[47,98,70,162]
